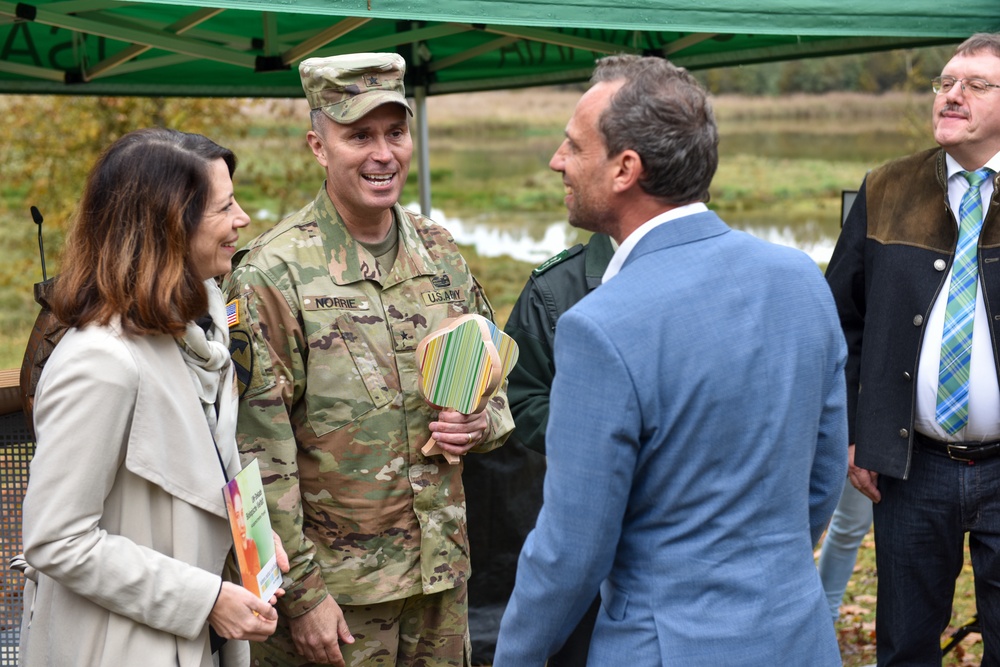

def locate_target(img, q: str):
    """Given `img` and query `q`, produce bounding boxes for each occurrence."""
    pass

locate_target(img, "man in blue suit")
[493,54,848,666]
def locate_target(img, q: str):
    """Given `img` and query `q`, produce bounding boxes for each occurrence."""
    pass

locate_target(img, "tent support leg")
[414,85,431,217]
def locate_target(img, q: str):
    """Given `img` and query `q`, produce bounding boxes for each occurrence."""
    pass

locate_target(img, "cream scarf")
[176,279,238,464]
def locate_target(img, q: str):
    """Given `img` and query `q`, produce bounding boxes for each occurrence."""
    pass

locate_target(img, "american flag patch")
[226,299,239,327]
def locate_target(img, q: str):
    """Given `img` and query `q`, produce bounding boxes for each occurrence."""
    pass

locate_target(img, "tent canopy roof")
[0,0,995,97]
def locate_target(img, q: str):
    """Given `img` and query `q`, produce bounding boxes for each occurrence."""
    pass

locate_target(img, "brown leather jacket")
[826,148,1000,479]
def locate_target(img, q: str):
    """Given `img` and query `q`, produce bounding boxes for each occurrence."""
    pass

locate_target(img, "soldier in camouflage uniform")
[224,53,513,667]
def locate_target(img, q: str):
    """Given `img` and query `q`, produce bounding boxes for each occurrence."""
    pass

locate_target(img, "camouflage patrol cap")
[299,53,413,124]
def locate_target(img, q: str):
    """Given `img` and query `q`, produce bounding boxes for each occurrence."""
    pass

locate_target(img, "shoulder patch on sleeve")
[532,244,585,276]
[226,299,240,328]
[228,294,276,400]
[230,329,254,399]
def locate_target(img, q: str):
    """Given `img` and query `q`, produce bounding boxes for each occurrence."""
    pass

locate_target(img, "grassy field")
[0,92,568,365]
[0,89,982,664]
[0,90,931,367]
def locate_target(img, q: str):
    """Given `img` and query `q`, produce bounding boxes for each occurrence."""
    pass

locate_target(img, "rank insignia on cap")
[299,52,412,125]
[226,299,240,327]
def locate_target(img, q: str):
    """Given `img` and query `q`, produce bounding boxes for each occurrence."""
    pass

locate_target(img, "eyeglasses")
[932,75,1000,96]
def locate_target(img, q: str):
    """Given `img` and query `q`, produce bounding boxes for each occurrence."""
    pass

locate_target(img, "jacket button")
[899,428,909,438]
[913,314,924,326]
[903,371,912,381]
[934,259,947,271]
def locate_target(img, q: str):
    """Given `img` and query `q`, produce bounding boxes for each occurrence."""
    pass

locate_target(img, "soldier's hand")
[430,408,490,456]
[290,595,354,666]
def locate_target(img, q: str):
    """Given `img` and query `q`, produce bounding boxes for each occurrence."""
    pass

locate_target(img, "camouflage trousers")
[251,583,471,667]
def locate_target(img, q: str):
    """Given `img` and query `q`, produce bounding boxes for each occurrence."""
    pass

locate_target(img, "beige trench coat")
[18,323,249,667]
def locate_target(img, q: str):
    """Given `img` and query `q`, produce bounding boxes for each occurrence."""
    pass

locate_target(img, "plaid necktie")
[936,167,994,435]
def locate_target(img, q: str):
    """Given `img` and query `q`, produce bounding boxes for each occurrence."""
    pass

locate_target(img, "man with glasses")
[827,33,1000,665]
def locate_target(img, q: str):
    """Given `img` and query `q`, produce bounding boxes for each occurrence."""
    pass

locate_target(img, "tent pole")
[410,36,432,217]
[414,85,431,217]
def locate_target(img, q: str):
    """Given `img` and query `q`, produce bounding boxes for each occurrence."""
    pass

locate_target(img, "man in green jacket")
[468,233,613,664]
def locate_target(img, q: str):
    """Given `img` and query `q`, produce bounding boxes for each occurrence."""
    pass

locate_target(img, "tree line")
[0,44,955,236]
[696,45,953,95]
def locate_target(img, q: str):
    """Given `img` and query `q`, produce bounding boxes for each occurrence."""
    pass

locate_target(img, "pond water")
[402,206,838,267]
[404,128,918,267]
[409,206,845,266]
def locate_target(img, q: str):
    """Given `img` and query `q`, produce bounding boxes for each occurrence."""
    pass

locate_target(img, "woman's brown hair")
[52,128,236,336]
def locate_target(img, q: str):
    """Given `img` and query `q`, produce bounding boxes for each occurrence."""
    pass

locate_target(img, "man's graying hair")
[591,54,718,205]
[955,32,1000,60]
[310,108,326,132]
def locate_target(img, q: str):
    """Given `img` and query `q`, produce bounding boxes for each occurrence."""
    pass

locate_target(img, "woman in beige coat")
[17,128,281,667]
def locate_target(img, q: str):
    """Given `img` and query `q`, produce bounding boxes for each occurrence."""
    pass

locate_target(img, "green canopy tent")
[1,0,991,97]
[1,0,997,211]
[1,4,998,662]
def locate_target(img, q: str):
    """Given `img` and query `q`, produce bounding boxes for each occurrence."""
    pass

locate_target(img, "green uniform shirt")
[224,186,513,616]
[502,233,615,455]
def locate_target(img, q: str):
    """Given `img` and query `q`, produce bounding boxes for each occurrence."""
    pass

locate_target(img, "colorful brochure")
[222,458,281,600]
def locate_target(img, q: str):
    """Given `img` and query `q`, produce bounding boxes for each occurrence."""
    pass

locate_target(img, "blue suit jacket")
[494,212,848,666]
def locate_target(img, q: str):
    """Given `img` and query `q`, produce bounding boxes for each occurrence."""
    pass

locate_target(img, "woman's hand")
[209,581,279,642]
[273,530,290,575]
[267,530,291,605]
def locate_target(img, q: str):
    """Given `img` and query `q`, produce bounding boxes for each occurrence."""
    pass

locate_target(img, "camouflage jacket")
[224,186,513,615]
